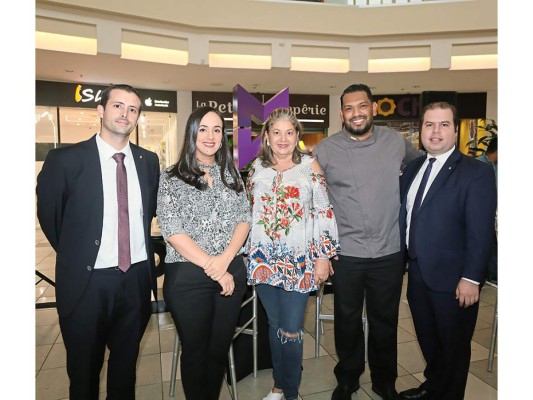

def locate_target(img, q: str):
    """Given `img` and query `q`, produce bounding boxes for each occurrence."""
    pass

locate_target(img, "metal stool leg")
[487,296,498,372]
[314,281,368,363]
[227,284,259,399]
[168,285,259,399]
[169,331,180,397]
[228,343,239,400]
[363,300,368,363]
[314,282,325,357]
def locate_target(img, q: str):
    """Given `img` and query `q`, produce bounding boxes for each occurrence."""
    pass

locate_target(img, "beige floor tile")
[160,350,181,382]
[298,355,338,395]
[159,327,178,353]
[464,372,498,400]
[397,340,426,374]
[36,323,61,346]
[42,343,67,370]
[135,383,164,400]
[36,309,59,326]
[36,344,53,372]
[136,353,163,387]
[139,329,162,356]
[35,367,69,400]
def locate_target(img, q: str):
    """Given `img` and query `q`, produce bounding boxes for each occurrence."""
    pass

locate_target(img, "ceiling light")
[368,57,430,73]
[209,54,271,69]
[291,57,349,73]
[450,43,497,70]
[36,31,97,55]
[121,43,188,65]
[291,45,349,73]
[450,54,497,70]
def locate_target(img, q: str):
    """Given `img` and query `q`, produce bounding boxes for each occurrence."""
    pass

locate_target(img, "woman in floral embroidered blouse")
[157,107,251,400]
[246,108,340,400]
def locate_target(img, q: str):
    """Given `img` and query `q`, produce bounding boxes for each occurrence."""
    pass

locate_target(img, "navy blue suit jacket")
[399,149,497,292]
[36,134,160,317]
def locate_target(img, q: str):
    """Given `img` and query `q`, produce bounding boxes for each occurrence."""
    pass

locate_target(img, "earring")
[266,141,270,147]
[219,143,222,149]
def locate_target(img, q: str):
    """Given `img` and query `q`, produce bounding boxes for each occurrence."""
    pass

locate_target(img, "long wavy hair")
[257,107,307,168]
[168,106,243,192]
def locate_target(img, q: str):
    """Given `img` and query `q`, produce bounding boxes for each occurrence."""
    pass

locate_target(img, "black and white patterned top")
[156,164,251,263]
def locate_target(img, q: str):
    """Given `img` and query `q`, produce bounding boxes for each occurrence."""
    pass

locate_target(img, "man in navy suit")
[398,102,497,400]
[37,84,160,399]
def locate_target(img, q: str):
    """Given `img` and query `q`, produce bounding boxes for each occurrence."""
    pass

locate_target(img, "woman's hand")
[204,253,232,281]
[314,258,330,285]
[217,272,235,296]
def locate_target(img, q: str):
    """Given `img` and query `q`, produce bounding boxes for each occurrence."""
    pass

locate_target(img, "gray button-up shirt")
[313,125,420,259]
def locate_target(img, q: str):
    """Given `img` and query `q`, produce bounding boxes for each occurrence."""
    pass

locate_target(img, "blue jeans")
[256,284,310,400]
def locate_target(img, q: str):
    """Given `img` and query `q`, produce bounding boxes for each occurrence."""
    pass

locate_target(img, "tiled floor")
[36,225,498,400]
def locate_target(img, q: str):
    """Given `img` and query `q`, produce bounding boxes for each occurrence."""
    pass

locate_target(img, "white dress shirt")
[94,133,146,269]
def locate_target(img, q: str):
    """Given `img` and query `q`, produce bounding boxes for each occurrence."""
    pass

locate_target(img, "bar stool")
[169,285,258,399]
[314,280,368,361]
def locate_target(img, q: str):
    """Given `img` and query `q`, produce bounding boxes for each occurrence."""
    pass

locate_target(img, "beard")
[344,118,373,137]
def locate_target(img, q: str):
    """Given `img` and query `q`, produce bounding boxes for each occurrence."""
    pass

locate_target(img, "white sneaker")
[262,390,284,400]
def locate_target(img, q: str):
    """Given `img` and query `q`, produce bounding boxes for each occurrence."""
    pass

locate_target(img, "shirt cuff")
[461,277,480,285]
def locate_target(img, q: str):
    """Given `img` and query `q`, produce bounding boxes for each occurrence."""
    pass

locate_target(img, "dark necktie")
[112,153,131,272]
[408,158,436,259]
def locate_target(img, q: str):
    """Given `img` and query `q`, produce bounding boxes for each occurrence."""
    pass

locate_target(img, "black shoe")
[399,387,431,399]
[372,383,400,400]
[331,383,359,400]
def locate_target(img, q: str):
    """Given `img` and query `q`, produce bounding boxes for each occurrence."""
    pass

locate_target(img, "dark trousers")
[59,261,152,400]
[331,252,403,387]
[407,259,478,400]
[164,257,247,400]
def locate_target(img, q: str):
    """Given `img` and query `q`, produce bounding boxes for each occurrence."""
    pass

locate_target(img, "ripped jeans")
[256,284,310,400]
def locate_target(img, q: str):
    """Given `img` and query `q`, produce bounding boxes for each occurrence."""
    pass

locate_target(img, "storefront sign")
[192,90,328,128]
[233,85,290,169]
[373,94,419,121]
[36,80,177,112]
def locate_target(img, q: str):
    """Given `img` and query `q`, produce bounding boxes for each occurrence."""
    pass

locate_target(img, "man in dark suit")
[398,102,497,400]
[37,84,160,400]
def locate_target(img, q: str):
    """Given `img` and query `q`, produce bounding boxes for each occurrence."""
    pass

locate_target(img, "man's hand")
[455,279,480,308]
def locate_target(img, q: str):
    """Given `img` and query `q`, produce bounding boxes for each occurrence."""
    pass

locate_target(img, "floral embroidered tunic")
[246,154,340,293]
[157,164,251,263]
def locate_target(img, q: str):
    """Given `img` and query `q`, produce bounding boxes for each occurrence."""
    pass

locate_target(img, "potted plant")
[467,118,498,157]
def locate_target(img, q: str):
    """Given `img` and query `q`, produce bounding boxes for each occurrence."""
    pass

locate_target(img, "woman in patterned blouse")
[246,108,340,400]
[156,106,251,400]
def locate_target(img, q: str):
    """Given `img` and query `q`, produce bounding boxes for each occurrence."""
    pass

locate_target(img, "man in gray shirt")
[313,84,420,400]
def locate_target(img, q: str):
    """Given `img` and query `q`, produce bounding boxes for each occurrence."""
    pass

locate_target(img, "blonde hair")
[257,108,306,168]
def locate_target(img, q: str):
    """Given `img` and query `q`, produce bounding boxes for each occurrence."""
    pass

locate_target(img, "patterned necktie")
[112,153,131,272]
[408,158,436,259]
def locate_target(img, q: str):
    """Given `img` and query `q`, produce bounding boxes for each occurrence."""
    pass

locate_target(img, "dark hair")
[257,108,306,168]
[420,101,459,130]
[169,106,243,192]
[486,136,498,153]
[100,84,143,113]
[340,84,374,106]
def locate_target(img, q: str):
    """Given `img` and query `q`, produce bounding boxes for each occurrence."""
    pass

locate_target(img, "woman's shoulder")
[300,154,315,165]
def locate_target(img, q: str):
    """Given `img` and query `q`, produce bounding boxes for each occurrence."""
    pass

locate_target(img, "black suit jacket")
[36,134,160,317]
[399,149,497,292]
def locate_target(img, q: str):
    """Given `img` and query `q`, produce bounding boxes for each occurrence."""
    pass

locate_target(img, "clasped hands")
[204,254,234,296]
[314,258,333,285]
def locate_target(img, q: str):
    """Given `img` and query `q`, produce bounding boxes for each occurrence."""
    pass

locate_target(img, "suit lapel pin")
[140,155,143,159]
